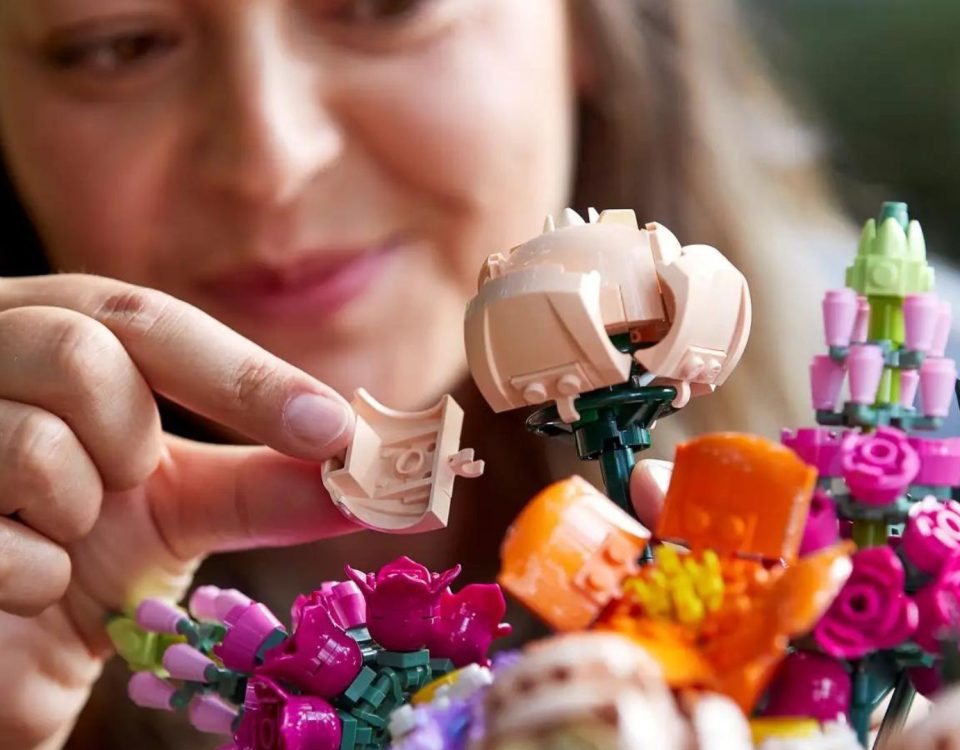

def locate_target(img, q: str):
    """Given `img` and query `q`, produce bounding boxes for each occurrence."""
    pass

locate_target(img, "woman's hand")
[0,274,358,749]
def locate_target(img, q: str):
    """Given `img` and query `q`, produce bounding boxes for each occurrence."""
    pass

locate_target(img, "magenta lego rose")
[902,497,960,575]
[841,427,920,505]
[914,555,960,654]
[813,547,918,658]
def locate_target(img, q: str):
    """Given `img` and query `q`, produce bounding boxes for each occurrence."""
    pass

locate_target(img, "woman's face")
[0,0,577,408]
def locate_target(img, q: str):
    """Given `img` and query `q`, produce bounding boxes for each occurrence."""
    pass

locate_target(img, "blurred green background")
[743,0,960,258]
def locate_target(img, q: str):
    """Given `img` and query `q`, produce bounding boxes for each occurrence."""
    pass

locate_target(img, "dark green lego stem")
[875,672,916,746]
[526,378,675,566]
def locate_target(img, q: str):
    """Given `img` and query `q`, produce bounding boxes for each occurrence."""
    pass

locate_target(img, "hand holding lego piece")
[322,389,484,533]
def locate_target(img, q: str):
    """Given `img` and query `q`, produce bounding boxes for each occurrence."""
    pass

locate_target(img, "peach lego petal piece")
[633,233,752,392]
[321,389,482,534]
[498,476,650,631]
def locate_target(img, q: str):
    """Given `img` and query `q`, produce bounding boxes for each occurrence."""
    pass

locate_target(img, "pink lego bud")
[188,694,237,735]
[215,603,285,673]
[128,673,176,710]
[215,590,253,621]
[903,294,939,352]
[847,344,884,405]
[329,582,366,630]
[135,599,186,635]
[930,301,953,358]
[163,644,217,682]
[920,357,958,418]
[810,355,845,411]
[189,586,223,622]
[899,369,920,409]
[822,289,858,347]
[852,296,870,343]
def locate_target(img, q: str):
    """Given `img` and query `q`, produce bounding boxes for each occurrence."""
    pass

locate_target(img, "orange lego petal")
[499,476,649,631]
[656,433,817,562]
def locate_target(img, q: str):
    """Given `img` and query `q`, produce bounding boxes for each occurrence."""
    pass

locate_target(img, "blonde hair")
[569,0,848,451]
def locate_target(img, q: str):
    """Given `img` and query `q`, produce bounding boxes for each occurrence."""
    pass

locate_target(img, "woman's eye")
[321,0,435,25]
[46,31,180,75]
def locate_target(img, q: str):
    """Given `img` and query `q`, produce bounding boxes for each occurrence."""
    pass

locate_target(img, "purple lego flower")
[234,676,341,750]
[345,556,461,652]
[813,547,918,658]
[258,603,362,698]
[902,498,960,575]
[799,491,841,557]
[840,427,920,505]
[914,555,960,655]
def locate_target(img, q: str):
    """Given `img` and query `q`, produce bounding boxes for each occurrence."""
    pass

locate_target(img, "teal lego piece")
[343,667,378,704]
[429,658,455,676]
[376,650,430,669]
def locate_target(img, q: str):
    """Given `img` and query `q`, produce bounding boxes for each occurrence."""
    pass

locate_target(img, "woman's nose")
[193,17,343,207]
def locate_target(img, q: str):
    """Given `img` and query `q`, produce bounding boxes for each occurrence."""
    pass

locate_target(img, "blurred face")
[0,0,576,408]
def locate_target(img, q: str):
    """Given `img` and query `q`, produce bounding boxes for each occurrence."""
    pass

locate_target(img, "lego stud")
[931,300,953,358]
[846,344,884,405]
[128,673,177,711]
[900,369,920,409]
[822,289,858,348]
[188,695,237,735]
[556,373,582,396]
[903,293,939,352]
[810,356,844,411]
[920,357,958,418]
[852,296,870,343]
[522,382,548,404]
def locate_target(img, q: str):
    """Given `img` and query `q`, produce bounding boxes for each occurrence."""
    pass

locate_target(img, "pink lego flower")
[914,555,960,655]
[345,556,461,652]
[813,547,918,659]
[902,498,960,575]
[841,428,920,505]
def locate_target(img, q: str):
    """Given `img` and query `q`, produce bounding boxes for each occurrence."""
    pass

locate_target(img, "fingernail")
[283,393,350,449]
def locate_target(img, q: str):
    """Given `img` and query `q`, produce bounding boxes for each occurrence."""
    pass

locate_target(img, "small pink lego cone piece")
[189,586,223,622]
[847,344,884,405]
[931,301,953,357]
[329,581,366,630]
[188,694,237,735]
[810,356,845,411]
[128,673,176,710]
[215,589,253,621]
[135,599,185,635]
[900,369,920,408]
[822,289,858,347]
[920,357,958,418]
[904,294,939,352]
[853,296,870,343]
[163,643,217,682]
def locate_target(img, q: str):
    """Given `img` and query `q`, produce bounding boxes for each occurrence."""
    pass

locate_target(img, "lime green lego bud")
[845,203,933,298]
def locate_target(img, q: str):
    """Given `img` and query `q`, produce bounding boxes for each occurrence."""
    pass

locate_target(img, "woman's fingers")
[630,458,673,530]
[0,400,102,545]
[0,275,353,460]
[147,435,360,561]
[0,306,161,491]
[0,518,71,616]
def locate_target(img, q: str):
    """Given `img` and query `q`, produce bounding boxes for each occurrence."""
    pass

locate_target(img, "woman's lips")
[198,244,397,322]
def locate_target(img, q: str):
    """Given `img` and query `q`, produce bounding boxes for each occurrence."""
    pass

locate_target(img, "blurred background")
[743,0,959,260]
